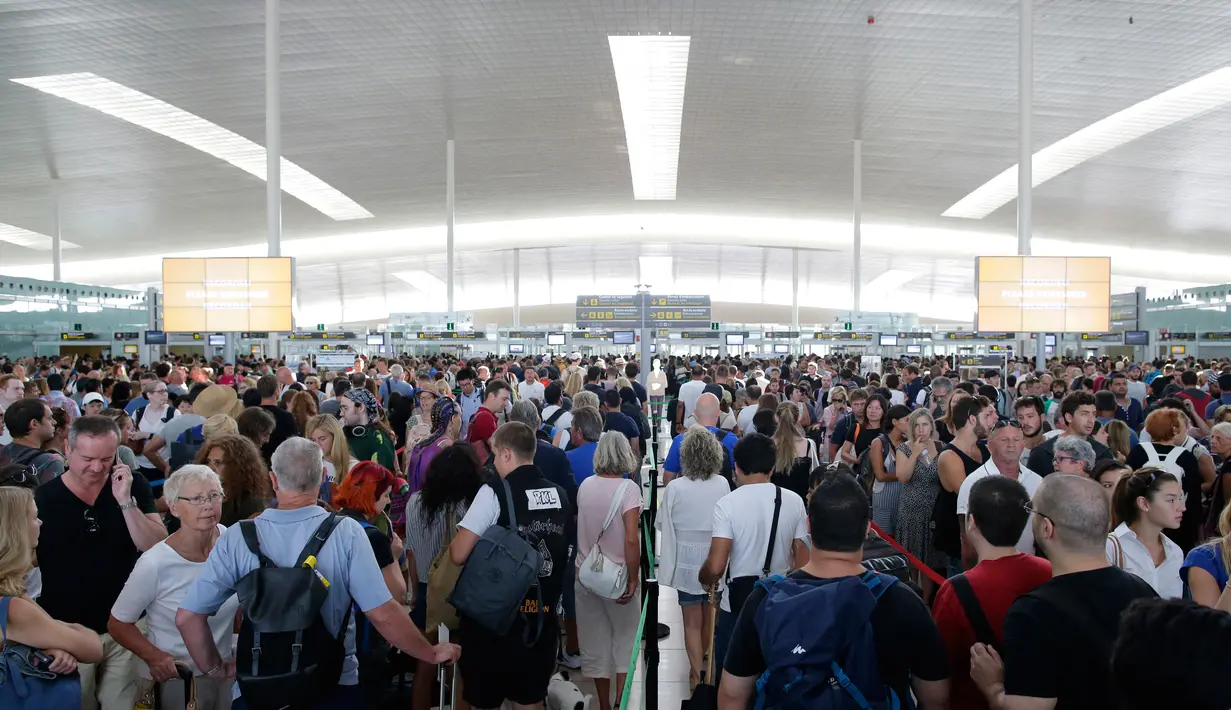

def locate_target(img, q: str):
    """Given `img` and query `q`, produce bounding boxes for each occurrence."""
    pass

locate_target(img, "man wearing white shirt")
[0,373,25,445]
[517,367,545,403]
[957,421,1042,564]
[677,366,708,421]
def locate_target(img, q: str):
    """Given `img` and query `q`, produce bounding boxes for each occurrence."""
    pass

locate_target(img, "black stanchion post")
[645,578,660,710]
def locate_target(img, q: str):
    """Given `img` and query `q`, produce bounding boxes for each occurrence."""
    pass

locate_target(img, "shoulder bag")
[579,479,635,599]
[725,485,782,615]
[0,597,83,710]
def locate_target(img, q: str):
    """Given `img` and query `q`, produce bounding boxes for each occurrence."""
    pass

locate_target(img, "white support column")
[853,139,863,315]
[791,247,800,333]
[265,0,282,258]
[1018,0,1044,373]
[513,248,521,327]
[51,179,62,282]
[446,139,456,314]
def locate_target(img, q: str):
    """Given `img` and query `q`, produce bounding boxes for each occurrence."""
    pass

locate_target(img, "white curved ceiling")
[0,0,1229,322]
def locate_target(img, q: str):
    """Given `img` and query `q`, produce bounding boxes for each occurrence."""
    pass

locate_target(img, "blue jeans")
[233,684,363,710]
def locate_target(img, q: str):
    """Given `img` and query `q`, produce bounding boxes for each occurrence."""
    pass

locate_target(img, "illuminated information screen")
[976,256,1110,332]
[163,258,293,332]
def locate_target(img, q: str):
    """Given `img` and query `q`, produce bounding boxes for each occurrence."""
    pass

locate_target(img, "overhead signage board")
[813,332,876,341]
[113,331,140,341]
[1200,332,1231,341]
[943,332,1016,341]
[60,332,96,341]
[162,257,293,332]
[315,353,356,368]
[387,331,404,339]
[681,331,718,340]
[987,344,1014,352]
[288,331,355,340]
[415,332,485,340]
[318,344,353,352]
[507,331,543,339]
[897,332,933,339]
[1161,332,1197,342]
[975,256,1111,332]
[764,331,800,339]
[958,355,1006,368]
[575,294,712,328]
[649,292,709,307]
[571,332,610,340]
[240,331,270,339]
[1080,332,1122,342]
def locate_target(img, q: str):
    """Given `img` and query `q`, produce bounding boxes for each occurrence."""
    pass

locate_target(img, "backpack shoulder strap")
[859,569,898,601]
[1140,442,1159,463]
[0,595,10,641]
[239,520,277,568]
[544,408,566,427]
[1163,446,1185,467]
[294,513,344,568]
[950,573,998,649]
[499,476,519,531]
[761,486,783,578]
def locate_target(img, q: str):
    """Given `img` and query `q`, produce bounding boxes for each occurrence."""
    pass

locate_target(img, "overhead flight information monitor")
[975,256,1110,332]
[163,257,293,332]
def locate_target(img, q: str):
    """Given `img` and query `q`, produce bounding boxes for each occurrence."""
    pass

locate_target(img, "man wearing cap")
[339,386,398,472]
[82,392,108,417]
[1205,373,1231,421]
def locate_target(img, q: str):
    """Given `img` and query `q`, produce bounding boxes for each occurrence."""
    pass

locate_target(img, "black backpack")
[235,514,349,710]
[709,428,734,487]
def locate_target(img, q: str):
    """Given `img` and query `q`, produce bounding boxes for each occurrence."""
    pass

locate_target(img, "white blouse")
[1106,522,1184,599]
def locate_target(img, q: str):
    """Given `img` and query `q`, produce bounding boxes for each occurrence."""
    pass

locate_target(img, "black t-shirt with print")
[36,473,158,633]
[1003,567,1156,709]
[724,571,949,701]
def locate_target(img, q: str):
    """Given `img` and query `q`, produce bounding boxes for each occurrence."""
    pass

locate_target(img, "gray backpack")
[448,477,544,643]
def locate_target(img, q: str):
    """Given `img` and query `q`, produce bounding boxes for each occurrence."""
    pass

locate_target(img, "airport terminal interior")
[1,1,1231,710]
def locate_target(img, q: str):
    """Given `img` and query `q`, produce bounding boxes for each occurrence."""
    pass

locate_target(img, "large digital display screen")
[612,331,635,345]
[162,258,293,332]
[976,256,1110,332]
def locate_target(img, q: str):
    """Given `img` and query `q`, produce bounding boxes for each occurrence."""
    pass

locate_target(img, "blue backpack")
[0,597,82,709]
[753,571,908,710]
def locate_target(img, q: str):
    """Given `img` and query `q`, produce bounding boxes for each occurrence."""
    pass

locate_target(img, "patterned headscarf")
[414,397,457,454]
[341,387,380,424]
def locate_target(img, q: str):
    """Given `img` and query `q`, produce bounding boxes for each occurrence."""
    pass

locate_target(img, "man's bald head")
[276,366,294,385]
[695,393,720,426]
[1032,473,1110,556]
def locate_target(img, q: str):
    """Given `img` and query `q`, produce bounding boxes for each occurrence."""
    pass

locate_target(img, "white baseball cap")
[82,393,106,406]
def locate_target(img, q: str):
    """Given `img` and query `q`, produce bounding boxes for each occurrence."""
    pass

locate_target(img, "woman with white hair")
[656,426,730,691]
[574,432,643,710]
[108,466,237,710]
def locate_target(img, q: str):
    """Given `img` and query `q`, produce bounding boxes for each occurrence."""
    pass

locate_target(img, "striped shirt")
[404,494,470,581]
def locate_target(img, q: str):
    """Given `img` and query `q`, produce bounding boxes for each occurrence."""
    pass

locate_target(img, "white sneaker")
[556,649,582,670]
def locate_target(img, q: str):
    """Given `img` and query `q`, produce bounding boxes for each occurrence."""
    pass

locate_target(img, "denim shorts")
[677,590,708,607]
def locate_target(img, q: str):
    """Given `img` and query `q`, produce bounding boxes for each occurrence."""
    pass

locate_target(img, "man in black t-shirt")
[720,472,950,709]
[450,422,572,710]
[602,388,641,458]
[970,474,1156,710]
[256,374,300,463]
[36,415,165,709]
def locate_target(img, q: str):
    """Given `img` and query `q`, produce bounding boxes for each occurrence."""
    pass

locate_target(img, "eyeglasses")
[177,492,225,506]
[83,509,100,534]
[1053,455,1078,467]
[1023,501,1057,528]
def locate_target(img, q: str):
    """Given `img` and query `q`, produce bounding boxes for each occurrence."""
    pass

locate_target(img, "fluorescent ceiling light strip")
[609,36,691,200]
[12,73,373,221]
[944,67,1231,219]
[864,269,919,292]
[392,270,446,291]
[0,224,80,251]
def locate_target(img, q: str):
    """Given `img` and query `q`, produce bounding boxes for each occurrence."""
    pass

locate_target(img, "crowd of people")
[0,348,1230,710]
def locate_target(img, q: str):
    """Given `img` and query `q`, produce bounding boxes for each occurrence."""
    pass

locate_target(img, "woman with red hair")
[331,461,410,704]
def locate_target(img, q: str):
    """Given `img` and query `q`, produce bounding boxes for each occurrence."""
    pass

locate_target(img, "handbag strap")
[594,479,633,550]
[950,574,998,651]
[761,486,782,578]
[1107,533,1125,569]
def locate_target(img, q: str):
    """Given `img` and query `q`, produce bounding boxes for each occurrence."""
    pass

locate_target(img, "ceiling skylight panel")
[608,36,691,200]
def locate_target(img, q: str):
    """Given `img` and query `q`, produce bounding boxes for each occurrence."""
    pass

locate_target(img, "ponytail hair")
[1111,467,1177,529]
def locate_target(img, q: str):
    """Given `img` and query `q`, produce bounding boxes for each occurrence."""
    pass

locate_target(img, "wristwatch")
[119,502,139,511]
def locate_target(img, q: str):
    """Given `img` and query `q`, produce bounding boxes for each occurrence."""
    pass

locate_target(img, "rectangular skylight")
[392,270,447,292]
[608,36,691,200]
[0,224,79,251]
[12,73,373,221]
[944,66,1231,219]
